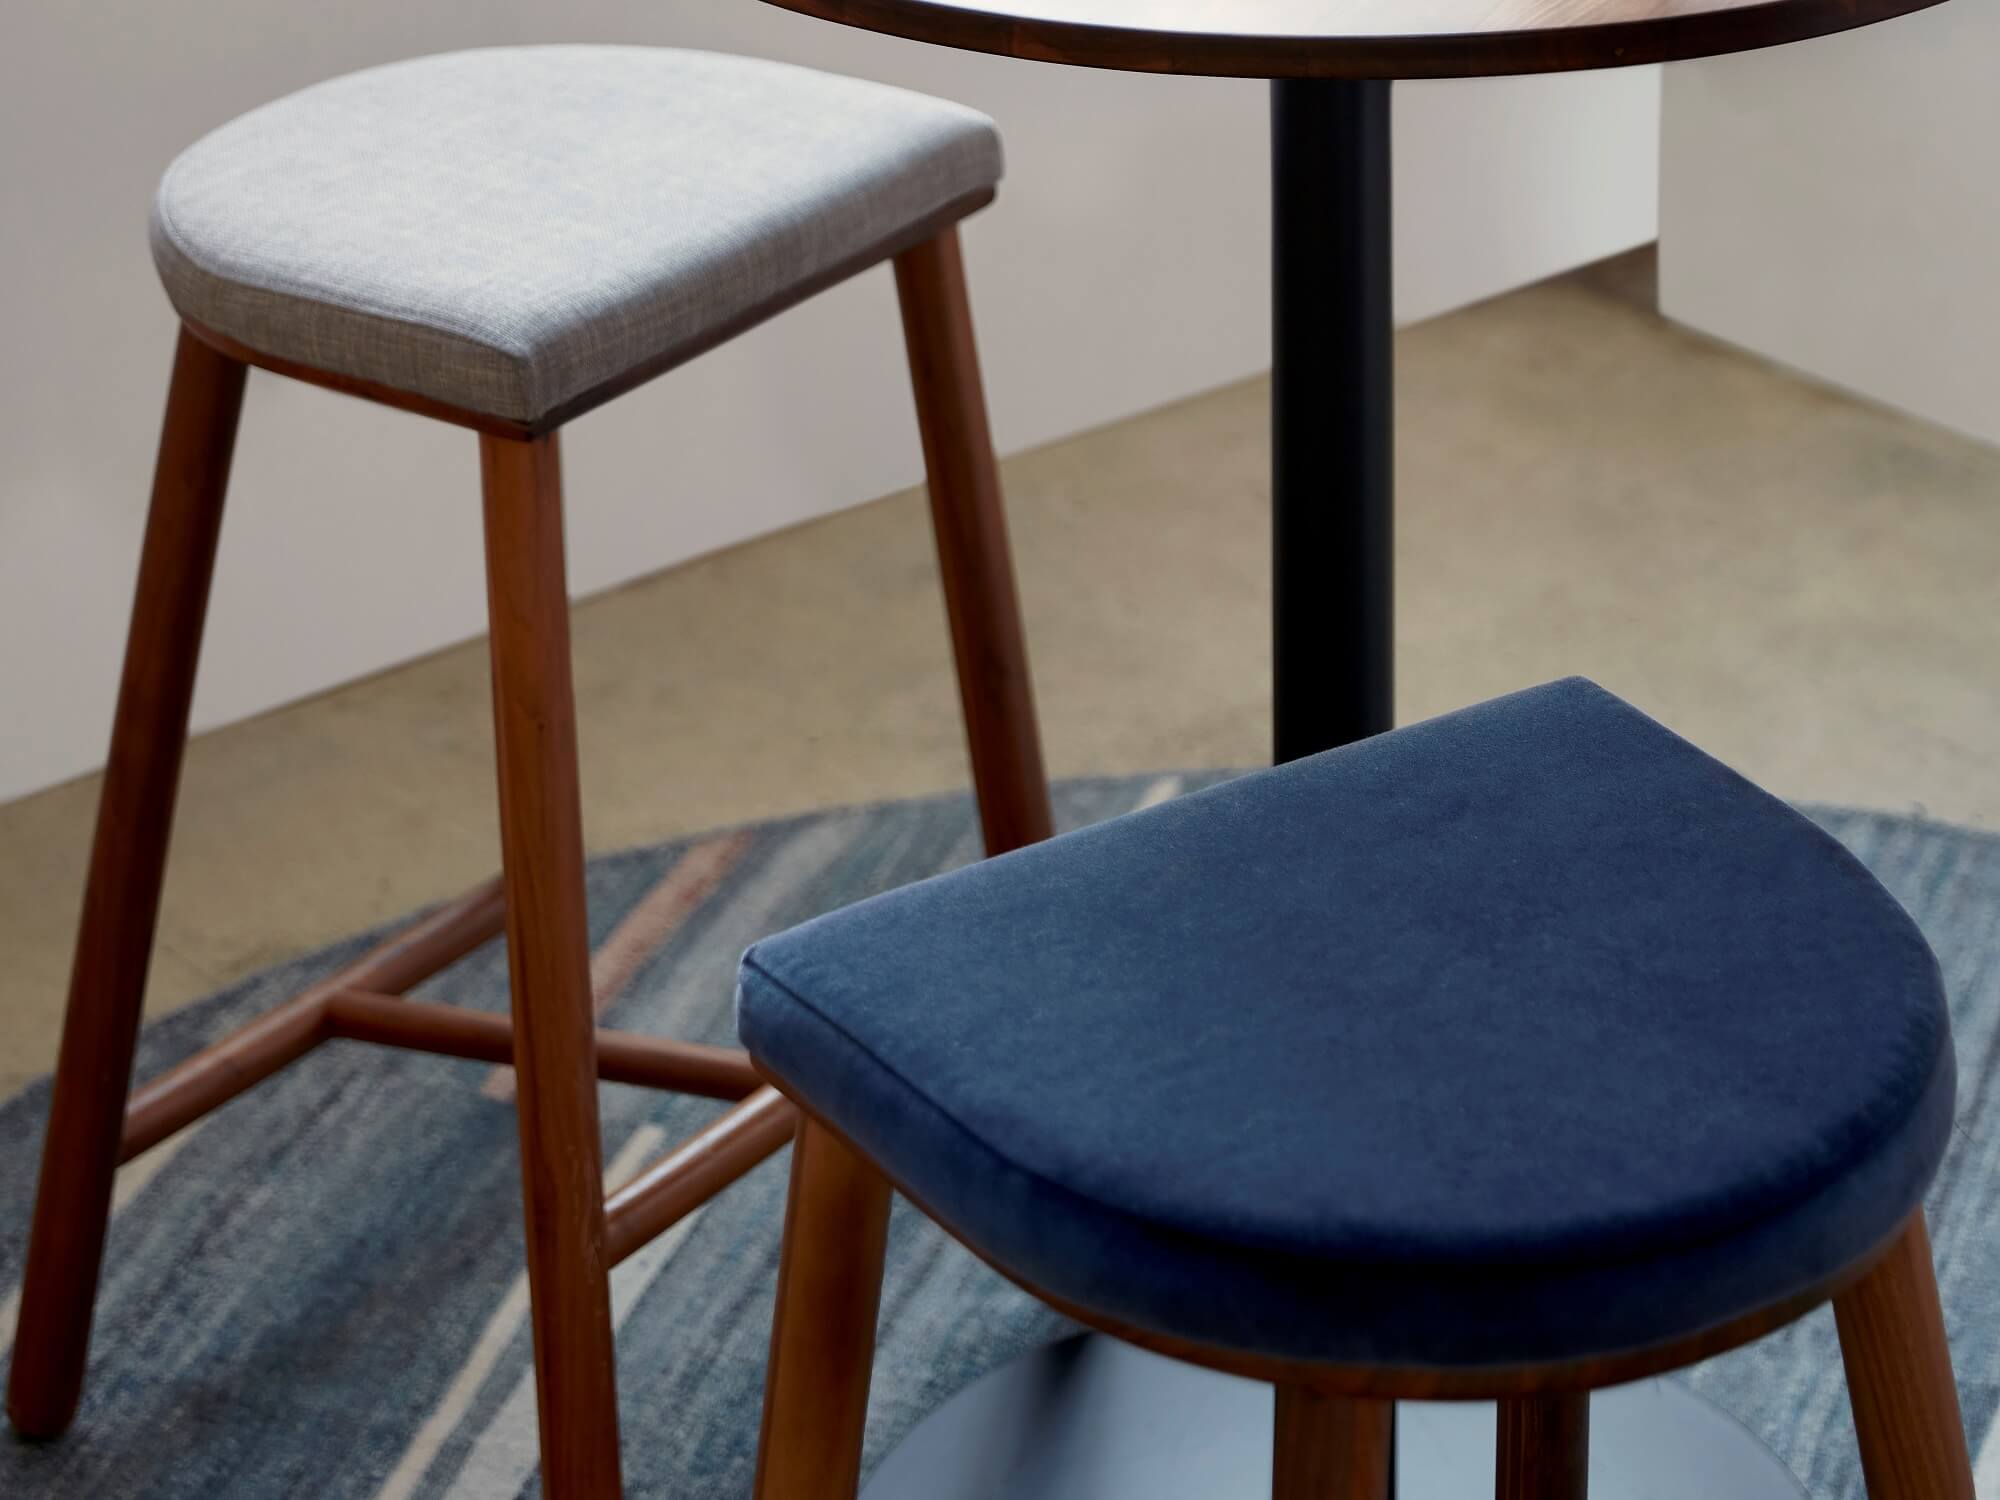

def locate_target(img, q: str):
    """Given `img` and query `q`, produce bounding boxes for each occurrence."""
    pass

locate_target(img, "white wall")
[1396,68,1660,326]
[1660,3,1999,446]
[0,0,1659,801]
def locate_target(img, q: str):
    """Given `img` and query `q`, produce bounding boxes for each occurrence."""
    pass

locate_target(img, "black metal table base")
[860,1336,1807,1500]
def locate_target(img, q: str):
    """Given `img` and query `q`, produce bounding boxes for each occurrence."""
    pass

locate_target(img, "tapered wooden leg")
[1273,1385,1392,1500]
[754,1119,894,1500]
[7,329,246,1439]
[1834,1215,1975,1500]
[894,228,1053,857]
[1497,1393,1590,1500]
[480,431,622,1499]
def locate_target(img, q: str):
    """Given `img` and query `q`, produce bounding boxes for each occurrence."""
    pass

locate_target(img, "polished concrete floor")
[4,248,1997,1099]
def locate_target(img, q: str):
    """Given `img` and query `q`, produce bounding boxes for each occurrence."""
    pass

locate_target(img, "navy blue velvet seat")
[737,678,1955,1370]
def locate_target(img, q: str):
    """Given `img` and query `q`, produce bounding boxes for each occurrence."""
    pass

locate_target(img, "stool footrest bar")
[325,990,763,1101]
[117,875,509,1162]
[603,1087,797,1265]
[118,992,330,1163]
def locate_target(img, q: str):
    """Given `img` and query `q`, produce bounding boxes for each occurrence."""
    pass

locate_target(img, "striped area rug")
[0,777,1995,1497]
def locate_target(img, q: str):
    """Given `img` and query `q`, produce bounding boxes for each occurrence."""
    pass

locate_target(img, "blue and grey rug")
[1,776,1996,1497]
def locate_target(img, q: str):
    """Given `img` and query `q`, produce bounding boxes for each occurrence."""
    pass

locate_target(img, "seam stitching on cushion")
[1596,688,1953,1181]
[754,947,1949,1367]
[146,48,1003,426]
[742,949,1930,1275]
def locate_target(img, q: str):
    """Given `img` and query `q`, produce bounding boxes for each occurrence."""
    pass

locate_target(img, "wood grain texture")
[1834,1215,1976,1500]
[754,1119,894,1500]
[754,0,1948,78]
[1497,1394,1589,1500]
[7,330,246,1439]
[480,431,623,1499]
[1273,1386,1391,1500]
[895,228,1054,856]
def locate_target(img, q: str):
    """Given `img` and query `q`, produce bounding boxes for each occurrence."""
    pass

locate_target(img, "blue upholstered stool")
[739,679,1975,1500]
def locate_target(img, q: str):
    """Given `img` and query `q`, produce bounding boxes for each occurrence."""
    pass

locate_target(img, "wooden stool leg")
[1834,1214,1975,1500]
[1497,1393,1589,1500]
[480,432,622,1498]
[7,329,245,1438]
[894,227,1053,857]
[754,1119,894,1500]
[1272,1385,1392,1500]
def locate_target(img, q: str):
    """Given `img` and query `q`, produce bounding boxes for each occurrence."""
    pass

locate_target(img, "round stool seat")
[738,678,1955,1371]
[150,47,1001,426]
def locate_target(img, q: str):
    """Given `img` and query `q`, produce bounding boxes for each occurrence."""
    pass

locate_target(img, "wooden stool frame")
[757,1100,1978,1500]
[7,205,1052,1500]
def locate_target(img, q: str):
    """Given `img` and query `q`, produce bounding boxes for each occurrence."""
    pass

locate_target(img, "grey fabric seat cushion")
[151,46,1002,424]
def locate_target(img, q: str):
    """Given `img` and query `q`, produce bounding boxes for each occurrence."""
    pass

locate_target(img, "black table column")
[1271,77,1400,1494]
[1270,79,1395,763]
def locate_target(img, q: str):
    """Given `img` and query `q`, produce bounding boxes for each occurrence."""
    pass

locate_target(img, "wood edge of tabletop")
[752,0,1948,78]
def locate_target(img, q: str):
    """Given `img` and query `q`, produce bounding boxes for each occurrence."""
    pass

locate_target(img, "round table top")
[755,0,1945,78]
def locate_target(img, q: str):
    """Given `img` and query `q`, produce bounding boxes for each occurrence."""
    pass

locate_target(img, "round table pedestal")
[862,1334,1804,1500]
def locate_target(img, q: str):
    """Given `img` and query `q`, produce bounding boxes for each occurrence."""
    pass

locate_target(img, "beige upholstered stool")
[7,46,1051,1498]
